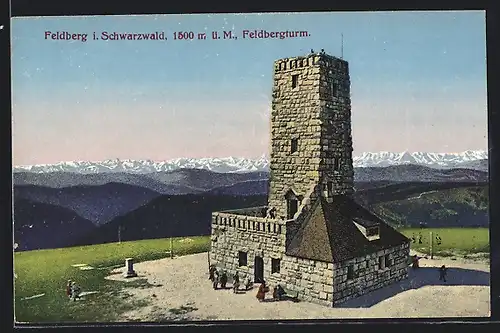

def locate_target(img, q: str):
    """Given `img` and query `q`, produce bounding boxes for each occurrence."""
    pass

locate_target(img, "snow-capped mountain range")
[13,150,488,174]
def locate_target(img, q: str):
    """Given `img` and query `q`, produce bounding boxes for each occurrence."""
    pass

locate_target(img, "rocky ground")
[106,251,490,321]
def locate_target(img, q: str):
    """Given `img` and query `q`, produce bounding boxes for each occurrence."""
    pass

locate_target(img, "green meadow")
[14,228,489,323]
[14,236,210,323]
[399,227,490,257]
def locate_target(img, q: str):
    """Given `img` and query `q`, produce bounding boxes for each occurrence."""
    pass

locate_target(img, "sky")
[11,11,487,165]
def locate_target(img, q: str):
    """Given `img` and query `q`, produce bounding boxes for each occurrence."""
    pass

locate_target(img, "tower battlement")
[274,53,348,73]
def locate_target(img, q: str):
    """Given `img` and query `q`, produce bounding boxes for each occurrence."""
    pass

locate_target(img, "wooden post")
[430,231,433,259]
[170,237,173,259]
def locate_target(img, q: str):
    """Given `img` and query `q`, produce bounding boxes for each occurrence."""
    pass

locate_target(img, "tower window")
[333,157,340,171]
[287,199,298,220]
[331,81,338,97]
[292,74,299,88]
[327,181,333,192]
[290,138,298,153]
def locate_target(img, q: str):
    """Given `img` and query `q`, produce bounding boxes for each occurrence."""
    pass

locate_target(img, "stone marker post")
[430,231,433,259]
[170,238,174,259]
[124,258,137,278]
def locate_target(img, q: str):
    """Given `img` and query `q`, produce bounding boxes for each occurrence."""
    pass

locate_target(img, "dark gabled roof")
[285,195,409,263]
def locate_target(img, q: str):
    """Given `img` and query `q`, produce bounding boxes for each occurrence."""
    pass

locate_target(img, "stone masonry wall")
[280,255,334,307]
[332,242,410,305]
[317,57,354,196]
[209,212,287,286]
[268,53,354,220]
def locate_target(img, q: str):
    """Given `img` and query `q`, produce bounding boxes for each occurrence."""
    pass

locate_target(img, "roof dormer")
[353,218,380,241]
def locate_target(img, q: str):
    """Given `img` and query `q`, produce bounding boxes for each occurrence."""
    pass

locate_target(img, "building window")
[272,258,281,274]
[287,199,298,220]
[327,181,333,192]
[385,254,393,267]
[379,256,386,270]
[291,138,298,153]
[366,227,379,237]
[347,265,354,280]
[238,251,248,267]
[292,74,298,88]
[333,157,340,171]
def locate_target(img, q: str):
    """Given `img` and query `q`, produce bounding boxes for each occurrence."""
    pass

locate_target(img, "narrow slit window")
[385,254,393,267]
[331,81,338,97]
[347,265,354,280]
[379,256,386,270]
[291,138,298,153]
[333,157,340,171]
[292,74,299,88]
[271,258,281,274]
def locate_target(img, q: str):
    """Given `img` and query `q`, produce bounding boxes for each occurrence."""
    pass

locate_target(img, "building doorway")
[254,256,264,283]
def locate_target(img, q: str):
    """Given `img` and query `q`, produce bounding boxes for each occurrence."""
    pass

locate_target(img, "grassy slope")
[399,227,489,256]
[370,185,488,227]
[14,236,210,323]
[14,228,490,323]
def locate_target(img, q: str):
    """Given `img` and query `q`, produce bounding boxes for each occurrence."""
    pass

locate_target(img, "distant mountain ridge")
[14,183,162,225]
[14,164,487,192]
[13,150,488,173]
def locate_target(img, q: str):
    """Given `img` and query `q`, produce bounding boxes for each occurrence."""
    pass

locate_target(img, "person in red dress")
[256,281,269,302]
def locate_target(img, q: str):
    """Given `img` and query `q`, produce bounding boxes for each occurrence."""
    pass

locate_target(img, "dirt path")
[106,252,490,321]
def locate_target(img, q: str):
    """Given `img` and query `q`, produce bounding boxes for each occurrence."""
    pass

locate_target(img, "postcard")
[11,11,489,323]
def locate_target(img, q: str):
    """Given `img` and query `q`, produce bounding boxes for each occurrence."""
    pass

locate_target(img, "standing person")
[233,272,240,293]
[418,233,423,244]
[244,276,252,291]
[209,265,216,281]
[212,269,219,290]
[256,281,269,302]
[439,265,448,282]
[220,271,228,289]
[412,255,420,269]
[70,281,81,301]
[66,280,72,299]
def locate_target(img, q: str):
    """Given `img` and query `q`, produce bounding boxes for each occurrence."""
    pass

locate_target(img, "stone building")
[209,51,410,306]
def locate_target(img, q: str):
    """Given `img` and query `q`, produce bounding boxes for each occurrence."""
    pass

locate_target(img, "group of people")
[256,281,288,302]
[209,265,291,302]
[209,265,292,302]
[409,255,448,282]
[209,265,252,292]
[65,279,81,301]
[410,233,443,246]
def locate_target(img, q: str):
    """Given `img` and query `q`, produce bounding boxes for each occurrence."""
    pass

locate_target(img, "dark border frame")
[3,0,499,331]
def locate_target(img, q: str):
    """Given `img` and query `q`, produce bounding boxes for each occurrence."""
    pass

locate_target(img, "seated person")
[275,284,286,300]
[244,276,252,290]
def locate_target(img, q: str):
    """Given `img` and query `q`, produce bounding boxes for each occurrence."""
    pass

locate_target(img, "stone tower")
[268,52,354,220]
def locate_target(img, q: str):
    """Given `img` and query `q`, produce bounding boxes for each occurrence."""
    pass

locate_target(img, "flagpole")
[341,33,344,59]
